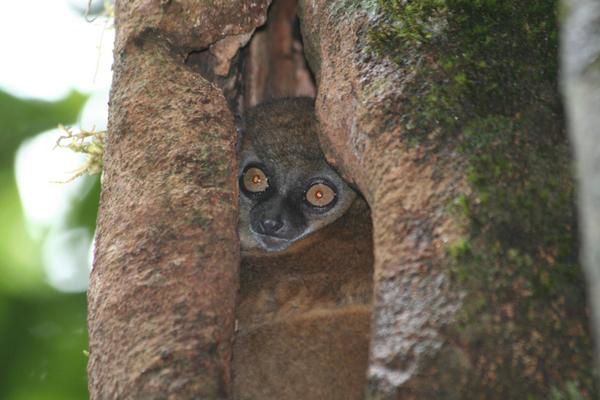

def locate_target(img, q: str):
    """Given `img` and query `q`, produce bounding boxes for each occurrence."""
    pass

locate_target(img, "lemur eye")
[242,166,269,193]
[305,182,336,208]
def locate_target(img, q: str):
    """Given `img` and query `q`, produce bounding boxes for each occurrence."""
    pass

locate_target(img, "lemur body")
[233,98,373,400]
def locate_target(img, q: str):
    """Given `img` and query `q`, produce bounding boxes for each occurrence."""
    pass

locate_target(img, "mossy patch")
[370,0,597,397]
[447,113,595,396]
[370,0,560,142]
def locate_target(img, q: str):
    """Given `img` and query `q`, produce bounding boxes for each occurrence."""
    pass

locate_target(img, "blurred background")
[0,1,113,398]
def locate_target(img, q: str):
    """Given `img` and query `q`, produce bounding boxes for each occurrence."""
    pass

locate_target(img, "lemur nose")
[259,218,283,234]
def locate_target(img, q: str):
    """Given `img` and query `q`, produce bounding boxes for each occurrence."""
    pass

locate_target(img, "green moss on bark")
[370,0,597,397]
[370,0,560,139]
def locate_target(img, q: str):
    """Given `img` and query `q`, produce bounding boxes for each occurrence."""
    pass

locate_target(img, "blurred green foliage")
[0,90,87,168]
[0,89,93,399]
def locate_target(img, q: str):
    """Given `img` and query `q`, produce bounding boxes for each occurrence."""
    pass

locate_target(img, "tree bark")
[89,0,599,399]
[300,1,597,398]
[87,1,269,398]
[243,0,315,108]
[561,0,600,373]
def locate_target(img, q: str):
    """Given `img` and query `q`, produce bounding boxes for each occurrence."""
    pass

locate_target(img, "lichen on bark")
[562,0,600,384]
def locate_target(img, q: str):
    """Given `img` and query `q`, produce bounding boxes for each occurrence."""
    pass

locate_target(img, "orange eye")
[306,182,336,207]
[242,167,269,193]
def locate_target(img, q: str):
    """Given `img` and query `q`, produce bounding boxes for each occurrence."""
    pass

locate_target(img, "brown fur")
[233,199,373,399]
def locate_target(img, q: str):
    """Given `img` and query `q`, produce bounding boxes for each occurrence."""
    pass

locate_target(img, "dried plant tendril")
[55,125,106,183]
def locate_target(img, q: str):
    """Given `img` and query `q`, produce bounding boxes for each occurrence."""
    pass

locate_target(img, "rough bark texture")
[562,0,600,372]
[300,2,464,397]
[90,0,599,398]
[300,1,597,399]
[88,1,269,398]
[115,0,269,51]
[243,0,315,108]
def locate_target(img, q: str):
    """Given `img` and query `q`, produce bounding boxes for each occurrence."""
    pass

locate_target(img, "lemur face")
[238,98,356,253]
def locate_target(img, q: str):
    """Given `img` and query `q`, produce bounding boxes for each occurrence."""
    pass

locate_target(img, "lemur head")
[238,98,356,253]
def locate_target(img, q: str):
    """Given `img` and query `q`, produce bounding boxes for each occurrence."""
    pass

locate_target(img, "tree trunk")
[89,0,598,399]
[300,1,597,399]
[87,1,269,398]
[561,0,600,374]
